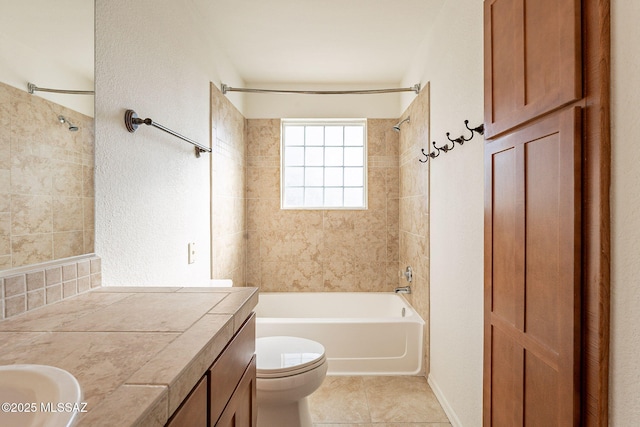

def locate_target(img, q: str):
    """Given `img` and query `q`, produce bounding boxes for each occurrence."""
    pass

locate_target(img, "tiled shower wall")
[0,82,95,270]
[210,83,247,284]
[398,85,431,374]
[245,119,400,292]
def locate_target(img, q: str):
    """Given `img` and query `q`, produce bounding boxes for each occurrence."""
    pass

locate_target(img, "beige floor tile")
[363,376,450,424]
[380,423,452,427]
[312,424,372,427]
[313,424,450,427]
[309,376,371,424]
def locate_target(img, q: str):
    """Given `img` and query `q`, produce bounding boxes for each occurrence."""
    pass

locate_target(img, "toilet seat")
[256,336,326,379]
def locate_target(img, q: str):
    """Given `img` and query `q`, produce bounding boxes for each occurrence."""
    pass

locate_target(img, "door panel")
[484,108,581,425]
[491,148,521,327]
[484,0,582,138]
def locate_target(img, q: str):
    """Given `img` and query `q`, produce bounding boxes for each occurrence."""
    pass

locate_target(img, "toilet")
[255,336,328,427]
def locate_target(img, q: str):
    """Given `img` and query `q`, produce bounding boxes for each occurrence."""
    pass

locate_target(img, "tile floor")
[308,376,452,427]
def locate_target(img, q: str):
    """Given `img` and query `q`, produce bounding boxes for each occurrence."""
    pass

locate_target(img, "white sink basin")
[0,365,82,427]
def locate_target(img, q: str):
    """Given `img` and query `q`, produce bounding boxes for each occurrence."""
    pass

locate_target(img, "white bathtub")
[255,292,425,375]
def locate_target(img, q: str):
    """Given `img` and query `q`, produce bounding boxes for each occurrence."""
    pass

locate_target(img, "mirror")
[0,1,94,271]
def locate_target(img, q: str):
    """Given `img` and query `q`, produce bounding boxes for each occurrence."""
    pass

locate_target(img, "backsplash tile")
[0,255,101,320]
[26,271,45,291]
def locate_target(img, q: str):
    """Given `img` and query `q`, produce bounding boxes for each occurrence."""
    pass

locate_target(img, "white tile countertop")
[0,286,258,426]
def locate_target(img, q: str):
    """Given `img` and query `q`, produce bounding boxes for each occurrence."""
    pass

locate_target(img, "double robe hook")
[420,120,484,163]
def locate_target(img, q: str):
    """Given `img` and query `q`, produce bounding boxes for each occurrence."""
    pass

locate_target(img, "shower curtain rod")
[28,82,94,95]
[220,83,421,95]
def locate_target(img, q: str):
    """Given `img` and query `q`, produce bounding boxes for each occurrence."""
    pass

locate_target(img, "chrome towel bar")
[124,109,211,158]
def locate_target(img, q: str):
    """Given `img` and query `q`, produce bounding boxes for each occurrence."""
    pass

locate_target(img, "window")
[281,119,367,209]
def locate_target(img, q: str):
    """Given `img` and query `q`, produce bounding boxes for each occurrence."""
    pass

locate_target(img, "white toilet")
[255,336,328,427]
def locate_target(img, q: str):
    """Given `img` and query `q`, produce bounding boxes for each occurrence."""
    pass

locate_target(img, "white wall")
[404,0,637,425]
[94,0,242,285]
[402,0,485,425]
[0,1,94,117]
[610,1,640,424]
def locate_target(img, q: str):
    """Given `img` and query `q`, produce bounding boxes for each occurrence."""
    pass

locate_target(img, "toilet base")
[257,397,312,427]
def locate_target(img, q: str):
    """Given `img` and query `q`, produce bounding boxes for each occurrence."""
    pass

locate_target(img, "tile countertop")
[0,286,259,427]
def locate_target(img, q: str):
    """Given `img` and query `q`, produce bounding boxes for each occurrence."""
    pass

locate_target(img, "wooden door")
[484,109,581,425]
[485,0,609,424]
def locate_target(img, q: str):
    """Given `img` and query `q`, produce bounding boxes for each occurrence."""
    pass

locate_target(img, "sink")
[0,365,82,427]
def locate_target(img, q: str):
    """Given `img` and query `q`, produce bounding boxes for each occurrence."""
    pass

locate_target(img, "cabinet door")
[166,375,208,427]
[215,356,257,427]
[484,0,582,138]
[210,314,255,425]
[483,108,581,425]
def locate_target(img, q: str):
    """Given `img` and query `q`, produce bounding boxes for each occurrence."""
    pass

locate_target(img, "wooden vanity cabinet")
[166,375,208,427]
[166,313,256,427]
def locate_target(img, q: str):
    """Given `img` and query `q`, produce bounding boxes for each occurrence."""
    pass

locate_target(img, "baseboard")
[428,374,463,427]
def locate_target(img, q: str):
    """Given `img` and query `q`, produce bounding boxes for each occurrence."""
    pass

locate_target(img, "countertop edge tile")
[91,287,182,293]
[76,384,168,427]
[126,313,236,415]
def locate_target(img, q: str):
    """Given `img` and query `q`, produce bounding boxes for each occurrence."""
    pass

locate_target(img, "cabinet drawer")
[210,313,255,425]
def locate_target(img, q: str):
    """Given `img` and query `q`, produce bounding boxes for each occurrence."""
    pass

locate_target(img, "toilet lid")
[256,336,326,378]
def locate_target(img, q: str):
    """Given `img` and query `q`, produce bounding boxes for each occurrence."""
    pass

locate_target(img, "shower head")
[58,115,78,132]
[393,116,410,132]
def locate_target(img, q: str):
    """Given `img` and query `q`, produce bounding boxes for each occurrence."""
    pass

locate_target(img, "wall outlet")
[188,242,196,264]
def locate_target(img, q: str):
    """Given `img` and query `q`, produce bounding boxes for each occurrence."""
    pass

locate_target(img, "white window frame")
[280,118,368,210]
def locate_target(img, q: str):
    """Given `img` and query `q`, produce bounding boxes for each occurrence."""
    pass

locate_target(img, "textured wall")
[401,0,485,425]
[245,118,399,292]
[95,0,212,285]
[210,83,247,284]
[0,82,94,270]
[610,1,640,424]
[397,85,430,377]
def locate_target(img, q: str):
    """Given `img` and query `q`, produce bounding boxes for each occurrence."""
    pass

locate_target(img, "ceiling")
[194,0,446,86]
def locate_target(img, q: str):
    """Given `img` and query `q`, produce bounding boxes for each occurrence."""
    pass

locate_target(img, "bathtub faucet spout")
[394,286,412,294]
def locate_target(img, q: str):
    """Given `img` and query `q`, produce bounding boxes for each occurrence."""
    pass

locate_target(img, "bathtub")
[255,292,425,375]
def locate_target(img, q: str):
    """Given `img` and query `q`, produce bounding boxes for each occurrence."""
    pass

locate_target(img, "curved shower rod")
[221,83,421,95]
[28,82,94,95]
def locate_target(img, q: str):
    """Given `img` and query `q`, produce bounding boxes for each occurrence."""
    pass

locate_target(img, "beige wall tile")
[46,284,62,304]
[83,197,95,230]
[0,213,10,255]
[12,234,53,268]
[4,274,26,297]
[0,192,10,213]
[1,82,94,271]
[53,231,84,259]
[210,84,247,282]
[82,165,94,197]
[5,295,26,317]
[246,118,401,292]
[26,271,44,291]
[27,290,45,311]
[0,256,11,269]
[10,155,52,195]
[11,194,53,235]
[51,160,83,197]
[0,144,9,172]
[45,266,62,286]
[53,197,84,232]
